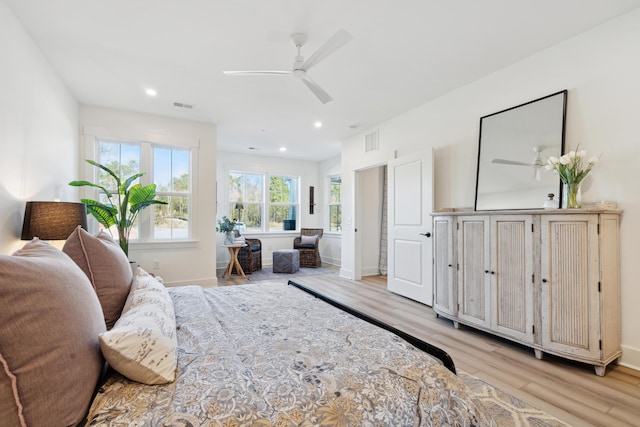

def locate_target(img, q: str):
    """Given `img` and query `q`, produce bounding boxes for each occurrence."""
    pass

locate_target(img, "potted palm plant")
[69,159,167,256]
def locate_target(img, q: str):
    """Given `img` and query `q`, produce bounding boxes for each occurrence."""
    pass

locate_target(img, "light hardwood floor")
[218,269,640,427]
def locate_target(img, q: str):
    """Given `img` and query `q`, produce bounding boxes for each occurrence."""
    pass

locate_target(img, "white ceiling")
[6,0,640,161]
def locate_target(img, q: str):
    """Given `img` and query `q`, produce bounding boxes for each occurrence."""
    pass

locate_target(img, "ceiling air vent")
[173,102,194,109]
[365,130,379,152]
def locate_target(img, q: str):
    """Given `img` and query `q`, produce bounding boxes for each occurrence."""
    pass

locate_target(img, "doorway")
[354,150,434,305]
[355,165,386,279]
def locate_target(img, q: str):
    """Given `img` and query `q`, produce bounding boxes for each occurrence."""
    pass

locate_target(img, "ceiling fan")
[491,146,546,180]
[223,29,353,104]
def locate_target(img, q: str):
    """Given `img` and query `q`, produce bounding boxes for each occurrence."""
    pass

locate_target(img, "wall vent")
[365,130,379,152]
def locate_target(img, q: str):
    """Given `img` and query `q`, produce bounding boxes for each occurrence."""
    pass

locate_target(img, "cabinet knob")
[542,278,547,283]
[484,270,489,274]
[448,264,452,267]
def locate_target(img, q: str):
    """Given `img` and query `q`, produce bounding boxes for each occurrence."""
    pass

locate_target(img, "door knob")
[419,232,431,237]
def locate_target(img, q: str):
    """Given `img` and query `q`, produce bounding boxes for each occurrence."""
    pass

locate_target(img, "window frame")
[227,170,301,234]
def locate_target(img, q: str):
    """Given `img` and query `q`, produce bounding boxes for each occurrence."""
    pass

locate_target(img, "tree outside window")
[329,175,342,232]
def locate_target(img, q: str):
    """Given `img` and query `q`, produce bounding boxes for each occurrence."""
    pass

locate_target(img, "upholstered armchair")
[231,231,262,274]
[293,228,323,268]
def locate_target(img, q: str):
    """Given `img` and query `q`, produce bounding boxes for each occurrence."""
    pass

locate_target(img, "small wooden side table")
[222,243,247,278]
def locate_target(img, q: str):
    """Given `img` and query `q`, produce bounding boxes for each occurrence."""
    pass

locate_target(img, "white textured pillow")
[99,268,177,384]
[301,234,318,245]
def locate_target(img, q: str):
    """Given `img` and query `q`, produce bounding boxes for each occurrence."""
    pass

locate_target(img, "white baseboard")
[164,277,218,288]
[339,268,354,279]
[620,345,640,372]
[322,256,341,267]
[361,266,380,276]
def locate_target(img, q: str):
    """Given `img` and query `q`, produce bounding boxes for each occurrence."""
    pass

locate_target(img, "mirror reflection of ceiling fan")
[223,29,353,104]
[491,146,546,180]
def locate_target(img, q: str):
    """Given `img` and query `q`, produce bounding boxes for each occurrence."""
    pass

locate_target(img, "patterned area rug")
[459,371,570,426]
[246,266,335,282]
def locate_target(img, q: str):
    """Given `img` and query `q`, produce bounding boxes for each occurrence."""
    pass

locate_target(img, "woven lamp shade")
[21,201,88,240]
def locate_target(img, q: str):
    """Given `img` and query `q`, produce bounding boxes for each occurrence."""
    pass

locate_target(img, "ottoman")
[273,249,300,273]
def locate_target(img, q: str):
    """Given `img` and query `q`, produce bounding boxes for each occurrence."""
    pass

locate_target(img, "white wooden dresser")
[431,208,621,375]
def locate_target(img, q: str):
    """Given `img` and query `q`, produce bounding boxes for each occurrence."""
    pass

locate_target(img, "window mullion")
[137,143,153,242]
[263,173,269,232]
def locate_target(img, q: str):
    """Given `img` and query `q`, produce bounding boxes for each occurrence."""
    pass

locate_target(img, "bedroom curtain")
[378,166,388,276]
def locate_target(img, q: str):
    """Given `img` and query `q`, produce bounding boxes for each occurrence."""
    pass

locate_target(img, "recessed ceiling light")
[145,88,157,97]
[279,147,287,152]
[314,121,322,128]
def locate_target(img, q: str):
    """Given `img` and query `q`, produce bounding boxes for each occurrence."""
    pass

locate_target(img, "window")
[269,175,298,231]
[229,172,263,232]
[153,147,191,239]
[329,175,342,233]
[95,139,193,242]
[228,171,299,232]
[97,141,142,239]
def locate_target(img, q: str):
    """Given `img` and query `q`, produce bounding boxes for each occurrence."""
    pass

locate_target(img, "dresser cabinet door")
[457,216,491,328]
[490,215,535,343]
[540,214,600,359]
[433,216,456,316]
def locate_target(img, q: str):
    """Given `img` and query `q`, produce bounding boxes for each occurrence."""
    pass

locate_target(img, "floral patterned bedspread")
[86,283,495,426]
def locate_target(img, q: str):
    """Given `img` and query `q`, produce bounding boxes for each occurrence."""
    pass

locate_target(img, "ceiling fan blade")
[301,76,332,104]
[492,158,531,166]
[223,70,291,76]
[302,29,353,71]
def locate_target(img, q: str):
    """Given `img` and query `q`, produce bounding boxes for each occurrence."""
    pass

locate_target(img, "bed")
[0,231,495,427]
[86,281,494,426]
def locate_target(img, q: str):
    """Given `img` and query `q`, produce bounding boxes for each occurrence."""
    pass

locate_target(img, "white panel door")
[387,150,433,305]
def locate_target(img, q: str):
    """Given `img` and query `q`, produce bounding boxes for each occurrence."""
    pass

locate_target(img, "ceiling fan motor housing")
[292,68,307,79]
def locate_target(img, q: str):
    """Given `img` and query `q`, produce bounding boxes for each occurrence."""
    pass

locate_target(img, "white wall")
[0,2,79,254]
[216,151,323,269]
[341,9,640,369]
[79,106,218,287]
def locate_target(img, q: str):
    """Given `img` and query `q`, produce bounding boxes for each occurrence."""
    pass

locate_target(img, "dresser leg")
[594,365,606,376]
[534,349,544,360]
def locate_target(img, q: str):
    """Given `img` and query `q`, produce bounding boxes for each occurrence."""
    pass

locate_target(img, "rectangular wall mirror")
[474,90,567,210]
